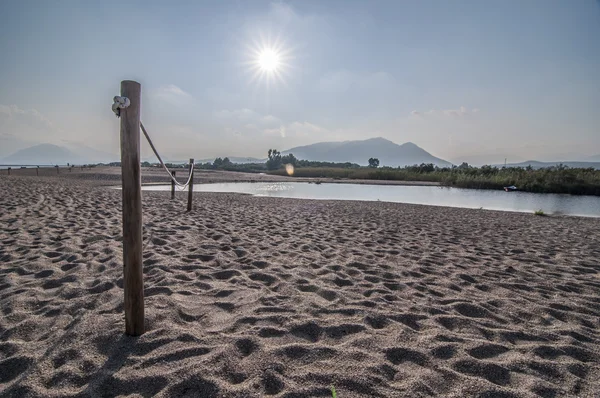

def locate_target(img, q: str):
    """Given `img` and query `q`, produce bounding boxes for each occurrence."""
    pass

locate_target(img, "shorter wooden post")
[187,159,194,212]
[171,171,176,200]
[36,167,39,176]
[7,167,11,175]
[56,165,59,174]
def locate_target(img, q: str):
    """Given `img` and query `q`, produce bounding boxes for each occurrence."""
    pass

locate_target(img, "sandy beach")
[1,169,599,397]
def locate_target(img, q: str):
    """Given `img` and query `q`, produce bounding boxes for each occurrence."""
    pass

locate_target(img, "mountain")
[282,137,451,167]
[1,143,119,165]
[499,160,600,170]
[62,143,118,164]
[0,134,35,158]
[1,144,79,164]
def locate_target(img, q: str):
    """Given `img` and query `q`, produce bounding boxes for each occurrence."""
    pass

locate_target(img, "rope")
[112,96,130,117]
[112,95,195,188]
[140,122,195,188]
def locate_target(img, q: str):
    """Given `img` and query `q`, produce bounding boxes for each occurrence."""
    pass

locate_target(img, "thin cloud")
[261,114,282,125]
[288,121,328,134]
[215,108,259,120]
[263,126,286,138]
[0,104,66,155]
[410,106,480,117]
[443,106,468,117]
[264,121,328,139]
[0,104,54,130]
[152,85,194,105]
[215,109,281,127]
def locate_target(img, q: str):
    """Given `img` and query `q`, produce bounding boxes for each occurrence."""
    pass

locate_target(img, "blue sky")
[1,0,599,164]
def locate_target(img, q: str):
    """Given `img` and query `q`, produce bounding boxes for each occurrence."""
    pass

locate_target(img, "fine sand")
[1,170,599,397]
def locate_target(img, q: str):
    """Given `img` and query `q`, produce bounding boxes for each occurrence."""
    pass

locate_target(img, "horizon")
[1,1,599,165]
[4,138,600,168]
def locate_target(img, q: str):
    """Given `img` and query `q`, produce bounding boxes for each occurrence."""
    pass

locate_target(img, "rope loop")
[111,94,194,188]
[140,122,195,188]
[112,96,130,118]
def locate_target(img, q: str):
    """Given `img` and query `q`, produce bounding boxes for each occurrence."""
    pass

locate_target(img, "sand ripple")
[1,173,599,397]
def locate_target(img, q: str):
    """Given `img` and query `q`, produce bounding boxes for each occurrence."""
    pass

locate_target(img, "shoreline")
[6,166,600,197]
[6,167,600,218]
[2,166,439,186]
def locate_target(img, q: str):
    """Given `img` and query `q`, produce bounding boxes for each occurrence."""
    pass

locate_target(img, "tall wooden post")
[187,159,194,212]
[56,166,59,174]
[7,167,11,175]
[119,80,144,336]
[171,171,176,200]
[36,167,39,176]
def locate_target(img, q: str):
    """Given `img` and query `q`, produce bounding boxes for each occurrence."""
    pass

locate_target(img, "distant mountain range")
[282,137,451,167]
[0,143,118,165]
[4,141,599,170]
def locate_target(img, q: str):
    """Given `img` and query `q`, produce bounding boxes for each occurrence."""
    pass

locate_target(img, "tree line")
[160,148,600,196]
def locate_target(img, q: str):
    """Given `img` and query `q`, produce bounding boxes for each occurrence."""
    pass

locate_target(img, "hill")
[282,137,451,167]
[1,144,81,165]
[500,160,600,170]
[0,143,117,165]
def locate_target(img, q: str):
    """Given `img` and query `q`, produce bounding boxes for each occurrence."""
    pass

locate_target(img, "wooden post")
[187,159,194,212]
[119,80,144,336]
[36,167,39,176]
[171,171,176,200]
[56,165,59,174]
[7,167,10,175]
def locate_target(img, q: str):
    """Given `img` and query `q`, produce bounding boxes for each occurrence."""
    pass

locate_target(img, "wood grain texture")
[119,80,145,336]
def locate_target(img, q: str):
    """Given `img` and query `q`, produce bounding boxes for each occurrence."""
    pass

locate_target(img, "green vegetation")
[331,385,337,398]
[534,209,546,216]
[268,160,600,196]
[139,148,600,196]
[368,157,380,168]
[193,159,266,173]
[438,164,600,195]
[265,149,298,170]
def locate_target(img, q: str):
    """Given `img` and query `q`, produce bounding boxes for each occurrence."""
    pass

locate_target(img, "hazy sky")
[1,0,599,164]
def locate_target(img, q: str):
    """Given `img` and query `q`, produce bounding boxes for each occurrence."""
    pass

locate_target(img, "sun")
[245,37,292,88]
[258,49,280,72]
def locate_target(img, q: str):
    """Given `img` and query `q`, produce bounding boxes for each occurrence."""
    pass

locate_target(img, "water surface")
[142,182,600,218]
